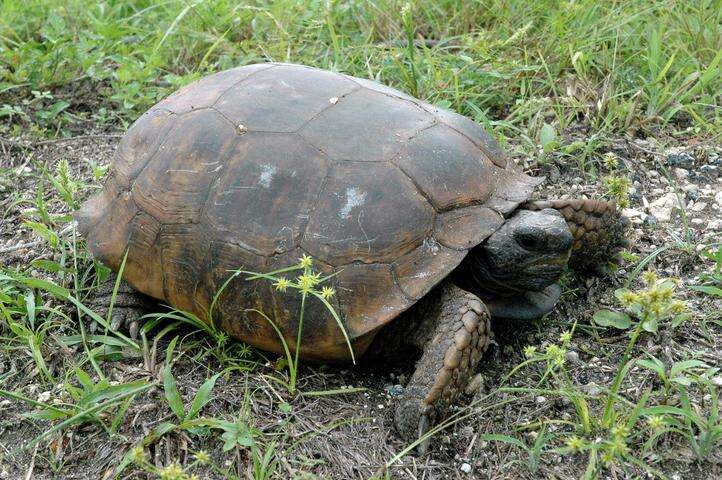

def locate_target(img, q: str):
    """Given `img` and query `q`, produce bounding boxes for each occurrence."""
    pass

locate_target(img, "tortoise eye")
[516,231,538,250]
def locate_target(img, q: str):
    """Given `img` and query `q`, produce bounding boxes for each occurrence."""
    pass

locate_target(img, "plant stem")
[602,321,644,428]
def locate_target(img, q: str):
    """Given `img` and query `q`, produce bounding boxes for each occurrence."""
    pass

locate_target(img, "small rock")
[644,214,658,226]
[583,383,602,396]
[648,193,680,222]
[715,191,722,205]
[622,208,644,219]
[37,391,51,403]
[384,384,405,397]
[665,148,695,168]
[674,168,689,179]
[711,376,722,388]
[691,218,704,226]
[460,463,472,474]
[535,395,548,404]
[709,219,722,231]
[689,201,707,212]
[565,350,580,364]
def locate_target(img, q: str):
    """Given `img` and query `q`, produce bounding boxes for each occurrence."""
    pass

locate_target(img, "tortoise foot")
[88,274,150,339]
[394,284,491,451]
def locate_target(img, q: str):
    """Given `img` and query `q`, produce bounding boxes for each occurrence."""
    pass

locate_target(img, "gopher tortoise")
[77,63,626,447]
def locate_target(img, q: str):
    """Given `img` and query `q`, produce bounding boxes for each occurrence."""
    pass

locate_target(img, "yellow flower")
[559,330,572,345]
[273,277,291,292]
[641,269,658,286]
[194,450,210,464]
[297,273,317,293]
[669,300,686,315]
[565,435,586,452]
[523,345,537,358]
[159,462,186,480]
[130,445,146,464]
[647,415,665,430]
[618,290,638,306]
[320,286,335,300]
[299,254,313,269]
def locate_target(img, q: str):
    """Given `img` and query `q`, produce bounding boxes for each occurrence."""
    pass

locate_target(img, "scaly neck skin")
[452,252,522,300]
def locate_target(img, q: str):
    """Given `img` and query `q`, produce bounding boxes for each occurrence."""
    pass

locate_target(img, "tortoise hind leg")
[394,283,491,452]
[525,199,629,274]
[88,272,150,339]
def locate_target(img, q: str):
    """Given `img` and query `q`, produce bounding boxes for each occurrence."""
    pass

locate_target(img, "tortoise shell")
[77,63,540,361]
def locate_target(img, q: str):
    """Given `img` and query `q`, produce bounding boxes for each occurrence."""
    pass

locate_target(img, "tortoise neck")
[452,250,523,299]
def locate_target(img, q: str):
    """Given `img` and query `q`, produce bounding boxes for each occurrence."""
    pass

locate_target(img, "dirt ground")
[0,126,720,479]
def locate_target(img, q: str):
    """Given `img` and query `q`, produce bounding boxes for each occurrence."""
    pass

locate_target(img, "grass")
[0,0,721,478]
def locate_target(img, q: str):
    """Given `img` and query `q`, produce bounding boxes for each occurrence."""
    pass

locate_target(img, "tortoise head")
[479,208,573,292]
[459,208,573,319]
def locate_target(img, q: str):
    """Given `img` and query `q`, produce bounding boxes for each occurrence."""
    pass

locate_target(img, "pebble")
[535,395,548,404]
[565,350,580,364]
[648,193,679,222]
[384,384,405,397]
[460,463,472,474]
[689,201,707,212]
[715,191,722,205]
[583,383,602,396]
[712,376,722,388]
[709,219,722,231]
[665,149,695,169]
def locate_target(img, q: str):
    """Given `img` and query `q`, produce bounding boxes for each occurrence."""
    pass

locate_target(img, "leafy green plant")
[691,245,722,298]
[161,336,221,425]
[593,270,688,333]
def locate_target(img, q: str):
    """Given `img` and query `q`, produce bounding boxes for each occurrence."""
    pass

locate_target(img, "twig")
[0,241,40,254]
[23,443,39,480]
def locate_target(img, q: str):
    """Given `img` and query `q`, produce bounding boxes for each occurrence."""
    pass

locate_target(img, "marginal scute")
[486,169,544,216]
[84,192,139,271]
[204,133,330,256]
[158,223,209,314]
[194,240,271,340]
[299,88,434,162]
[392,240,466,300]
[435,205,504,250]
[132,109,237,224]
[76,173,125,235]
[421,103,508,168]
[215,64,358,133]
[393,124,497,210]
[335,263,410,340]
[124,212,164,300]
[303,162,434,265]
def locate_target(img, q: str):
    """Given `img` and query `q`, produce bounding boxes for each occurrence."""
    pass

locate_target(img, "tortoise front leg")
[395,283,491,452]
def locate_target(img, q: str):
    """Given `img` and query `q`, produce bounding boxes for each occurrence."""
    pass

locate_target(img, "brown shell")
[77,63,540,361]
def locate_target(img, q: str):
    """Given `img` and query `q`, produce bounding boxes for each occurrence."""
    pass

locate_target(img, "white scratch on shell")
[259,164,276,188]
[339,187,367,219]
